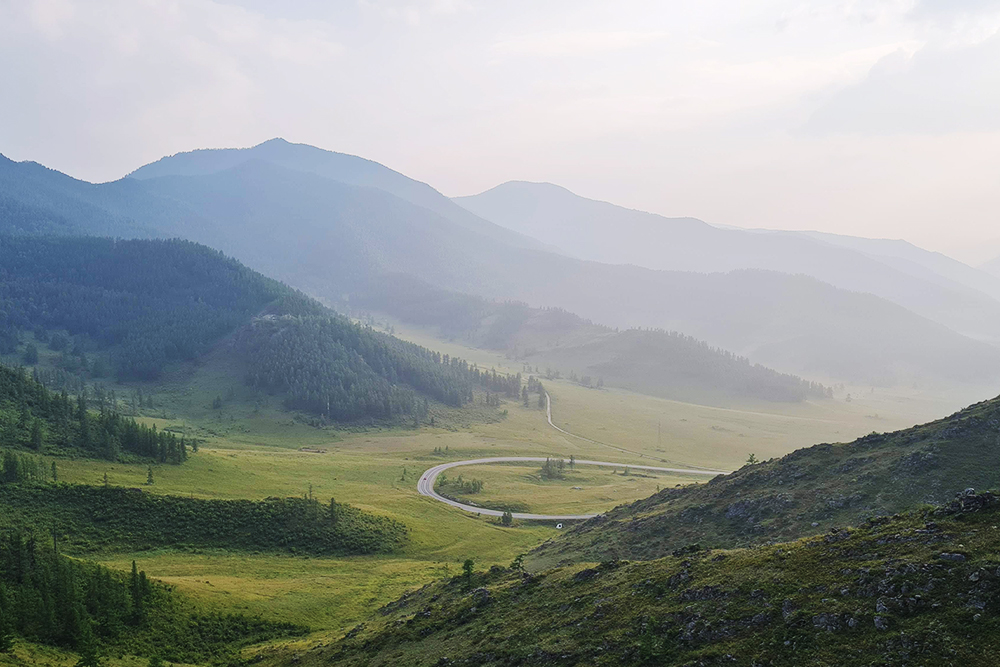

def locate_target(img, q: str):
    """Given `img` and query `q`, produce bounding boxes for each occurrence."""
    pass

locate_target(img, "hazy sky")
[2,0,999,262]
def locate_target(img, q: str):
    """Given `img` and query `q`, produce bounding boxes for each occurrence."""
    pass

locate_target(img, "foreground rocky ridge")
[528,394,1000,568]
[260,490,1000,666]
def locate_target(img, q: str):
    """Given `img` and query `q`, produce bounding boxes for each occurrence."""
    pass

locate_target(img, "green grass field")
[441,461,698,515]
[6,320,986,664]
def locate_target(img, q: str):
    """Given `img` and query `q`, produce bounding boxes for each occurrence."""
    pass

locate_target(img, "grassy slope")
[268,492,1000,667]
[4,321,977,655]
[529,392,1000,569]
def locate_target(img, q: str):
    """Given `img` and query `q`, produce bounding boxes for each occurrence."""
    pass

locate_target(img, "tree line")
[239,316,522,422]
[0,484,408,557]
[0,529,306,664]
[1,363,189,463]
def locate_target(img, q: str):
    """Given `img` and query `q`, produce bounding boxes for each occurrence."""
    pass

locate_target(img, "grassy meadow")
[4,319,986,661]
[441,460,698,515]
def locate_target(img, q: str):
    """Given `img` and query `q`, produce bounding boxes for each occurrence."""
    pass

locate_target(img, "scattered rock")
[938,553,967,563]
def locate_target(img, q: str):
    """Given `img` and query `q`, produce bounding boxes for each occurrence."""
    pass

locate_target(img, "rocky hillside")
[528,393,1000,568]
[266,490,1000,667]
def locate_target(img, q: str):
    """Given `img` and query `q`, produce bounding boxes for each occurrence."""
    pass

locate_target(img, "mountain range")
[2,139,1000,389]
[457,181,1000,345]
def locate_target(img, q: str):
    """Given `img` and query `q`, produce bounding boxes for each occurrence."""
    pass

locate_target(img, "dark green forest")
[0,481,407,556]
[0,236,521,423]
[0,530,305,664]
[0,363,189,462]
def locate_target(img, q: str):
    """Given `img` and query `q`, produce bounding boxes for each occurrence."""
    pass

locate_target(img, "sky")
[2,0,999,263]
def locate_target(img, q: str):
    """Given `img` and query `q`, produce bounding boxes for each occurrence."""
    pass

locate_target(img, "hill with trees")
[527,391,1000,569]
[2,148,998,387]
[0,236,521,425]
[354,275,830,404]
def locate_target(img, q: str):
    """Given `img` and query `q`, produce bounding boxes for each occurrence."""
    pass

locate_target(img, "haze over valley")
[3,2,1000,665]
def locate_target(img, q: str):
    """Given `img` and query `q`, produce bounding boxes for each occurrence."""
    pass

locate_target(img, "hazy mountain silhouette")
[130,138,545,251]
[2,148,999,387]
[456,181,1000,344]
[981,254,1000,280]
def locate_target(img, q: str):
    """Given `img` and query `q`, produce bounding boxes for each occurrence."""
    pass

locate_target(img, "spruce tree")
[30,419,44,451]
[130,561,144,623]
[146,467,154,485]
[0,603,14,654]
[74,622,101,667]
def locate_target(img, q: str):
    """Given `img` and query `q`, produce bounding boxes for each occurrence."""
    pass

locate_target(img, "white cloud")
[2,0,999,254]
[492,30,670,58]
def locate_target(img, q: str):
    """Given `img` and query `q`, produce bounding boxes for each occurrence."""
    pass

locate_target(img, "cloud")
[357,0,470,25]
[804,30,1000,134]
[492,30,670,58]
[0,0,346,180]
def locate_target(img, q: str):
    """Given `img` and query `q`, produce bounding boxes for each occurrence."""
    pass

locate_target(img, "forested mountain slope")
[291,491,1000,667]
[456,181,1000,345]
[0,237,520,424]
[2,151,999,387]
[354,275,829,404]
[528,392,1000,569]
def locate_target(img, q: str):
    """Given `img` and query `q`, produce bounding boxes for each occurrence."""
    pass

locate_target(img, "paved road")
[416,391,728,521]
[417,456,722,521]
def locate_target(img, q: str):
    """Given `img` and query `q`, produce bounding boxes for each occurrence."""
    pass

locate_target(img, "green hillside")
[285,490,1000,667]
[529,393,1000,569]
[0,236,519,426]
[354,275,830,404]
[0,528,306,665]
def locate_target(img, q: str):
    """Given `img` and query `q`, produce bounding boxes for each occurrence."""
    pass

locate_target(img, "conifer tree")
[0,601,14,654]
[74,622,101,667]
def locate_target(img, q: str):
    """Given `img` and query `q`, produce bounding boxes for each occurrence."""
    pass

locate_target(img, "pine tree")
[52,460,58,482]
[0,603,14,654]
[74,622,101,667]
[146,466,154,485]
[130,561,144,623]
[463,559,475,590]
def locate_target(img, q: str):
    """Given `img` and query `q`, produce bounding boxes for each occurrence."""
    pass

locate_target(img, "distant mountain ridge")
[456,181,1000,345]
[130,138,546,252]
[353,274,830,404]
[2,145,999,388]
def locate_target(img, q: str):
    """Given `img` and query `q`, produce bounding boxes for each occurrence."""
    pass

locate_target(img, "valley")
[3,309,978,665]
[2,141,999,667]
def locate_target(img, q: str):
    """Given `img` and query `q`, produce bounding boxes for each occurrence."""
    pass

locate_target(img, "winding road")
[416,393,727,521]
